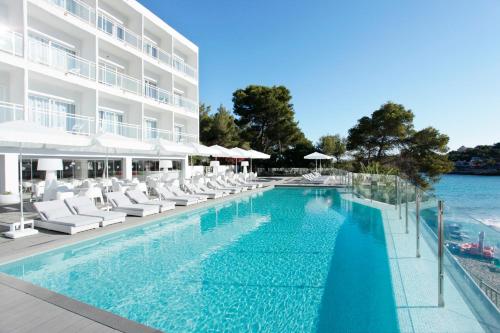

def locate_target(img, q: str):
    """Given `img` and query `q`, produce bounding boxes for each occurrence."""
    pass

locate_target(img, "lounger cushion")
[80,210,125,220]
[48,215,102,227]
[65,196,98,214]
[126,190,149,204]
[34,200,73,221]
[108,193,131,207]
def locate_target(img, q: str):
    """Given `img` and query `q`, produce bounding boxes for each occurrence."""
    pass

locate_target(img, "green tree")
[347,102,414,161]
[347,102,452,187]
[198,103,213,145]
[207,104,241,147]
[233,85,305,157]
[399,127,454,188]
[317,134,346,161]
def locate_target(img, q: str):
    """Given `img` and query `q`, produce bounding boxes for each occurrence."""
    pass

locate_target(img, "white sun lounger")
[208,180,240,194]
[167,186,208,203]
[33,200,101,234]
[155,187,198,206]
[184,183,225,199]
[106,192,159,217]
[125,189,175,213]
[64,196,126,227]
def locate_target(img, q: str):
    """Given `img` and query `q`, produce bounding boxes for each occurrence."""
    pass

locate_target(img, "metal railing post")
[405,181,409,234]
[438,200,445,307]
[395,175,398,210]
[416,186,421,258]
[370,174,373,202]
[398,177,402,219]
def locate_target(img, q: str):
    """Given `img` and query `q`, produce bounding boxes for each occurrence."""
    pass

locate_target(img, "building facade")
[0,0,199,193]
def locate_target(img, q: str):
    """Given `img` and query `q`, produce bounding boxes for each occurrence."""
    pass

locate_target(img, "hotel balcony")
[175,132,198,144]
[42,0,198,82]
[144,83,172,105]
[143,127,173,141]
[98,118,141,140]
[28,38,97,81]
[0,102,24,122]
[28,107,95,136]
[97,11,142,51]
[173,94,198,114]
[98,66,142,96]
[0,30,23,57]
[43,0,96,25]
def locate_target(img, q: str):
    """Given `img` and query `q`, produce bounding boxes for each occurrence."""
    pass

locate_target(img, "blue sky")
[139,0,500,150]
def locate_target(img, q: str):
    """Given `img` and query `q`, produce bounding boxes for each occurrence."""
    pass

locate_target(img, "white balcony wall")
[0,67,25,105]
[0,0,23,31]
[144,107,173,141]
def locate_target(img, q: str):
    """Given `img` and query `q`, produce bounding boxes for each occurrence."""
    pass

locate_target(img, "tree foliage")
[317,134,346,161]
[233,85,304,155]
[198,104,245,147]
[347,102,453,187]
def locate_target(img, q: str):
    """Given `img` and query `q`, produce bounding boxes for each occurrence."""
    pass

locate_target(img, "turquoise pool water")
[0,188,398,332]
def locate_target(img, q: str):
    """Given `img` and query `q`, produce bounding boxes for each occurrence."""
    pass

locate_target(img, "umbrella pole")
[19,145,24,229]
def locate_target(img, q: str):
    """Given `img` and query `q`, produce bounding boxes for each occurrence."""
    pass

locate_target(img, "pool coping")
[0,180,280,333]
[341,192,499,333]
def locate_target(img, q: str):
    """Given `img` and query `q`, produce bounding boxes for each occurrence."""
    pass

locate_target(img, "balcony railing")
[0,101,24,122]
[27,108,94,136]
[44,0,96,25]
[0,30,23,57]
[173,57,197,80]
[143,40,172,68]
[144,84,171,105]
[99,119,140,139]
[28,39,97,81]
[98,66,142,95]
[144,127,172,141]
[175,132,198,144]
[98,12,141,50]
[173,94,198,113]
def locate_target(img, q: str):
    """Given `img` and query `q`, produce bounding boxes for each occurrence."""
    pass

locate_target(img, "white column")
[75,160,88,179]
[0,154,20,194]
[180,155,188,184]
[123,157,133,180]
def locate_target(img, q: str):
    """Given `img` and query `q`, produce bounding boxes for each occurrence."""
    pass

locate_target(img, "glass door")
[99,108,124,136]
[144,118,158,139]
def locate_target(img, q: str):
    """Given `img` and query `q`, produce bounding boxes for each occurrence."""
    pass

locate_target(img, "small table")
[1,219,38,239]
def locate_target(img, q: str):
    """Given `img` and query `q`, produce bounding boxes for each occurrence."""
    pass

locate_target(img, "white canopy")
[156,139,196,156]
[229,147,251,158]
[0,121,91,148]
[247,149,270,159]
[304,152,334,160]
[185,143,219,156]
[93,132,155,153]
[209,145,234,158]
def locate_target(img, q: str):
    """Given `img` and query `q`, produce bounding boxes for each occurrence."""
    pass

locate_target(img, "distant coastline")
[448,169,500,176]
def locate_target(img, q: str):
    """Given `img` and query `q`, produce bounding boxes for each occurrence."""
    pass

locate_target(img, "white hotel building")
[0,0,199,193]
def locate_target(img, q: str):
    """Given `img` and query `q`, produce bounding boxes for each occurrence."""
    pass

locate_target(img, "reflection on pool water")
[0,187,399,332]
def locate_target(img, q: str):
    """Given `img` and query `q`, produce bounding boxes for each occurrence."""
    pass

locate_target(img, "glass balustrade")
[27,107,94,136]
[45,0,95,25]
[98,66,142,95]
[99,119,140,139]
[0,30,23,57]
[0,102,24,122]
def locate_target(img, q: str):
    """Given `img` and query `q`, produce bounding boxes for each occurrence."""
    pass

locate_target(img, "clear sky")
[139,0,500,150]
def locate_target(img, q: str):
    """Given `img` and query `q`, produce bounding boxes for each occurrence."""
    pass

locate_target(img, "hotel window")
[98,14,114,35]
[173,54,185,72]
[28,32,76,68]
[28,94,76,133]
[144,38,158,59]
[144,118,158,139]
[174,124,184,143]
[144,78,158,100]
[99,60,123,87]
[99,108,124,136]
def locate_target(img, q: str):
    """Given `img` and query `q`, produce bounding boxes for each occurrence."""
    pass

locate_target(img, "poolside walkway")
[0,178,283,333]
[342,193,491,333]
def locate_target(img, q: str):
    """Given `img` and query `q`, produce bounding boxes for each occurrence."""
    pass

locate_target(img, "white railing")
[144,127,173,141]
[98,12,141,50]
[28,39,97,81]
[173,57,197,80]
[143,40,172,68]
[27,108,94,136]
[144,84,172,105]
[173,95,198,113]
[99,119,140,139]
[175,132,199,144]
[0,101,24,122]
[44,0,96,25]
[98,66,142,95]
[0,30,23,57]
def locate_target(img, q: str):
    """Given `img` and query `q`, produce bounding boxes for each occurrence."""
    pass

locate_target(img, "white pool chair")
[64,196,125,227]
[155,187,199,206]
[183,183,225,199]
[167,185,208,203]
[207,180,240,194]
[33,200,101,234]
[126,189,176,212]
[106,192,159,217]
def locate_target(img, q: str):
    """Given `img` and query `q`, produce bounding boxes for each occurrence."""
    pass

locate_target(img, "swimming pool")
[0,187,399,332]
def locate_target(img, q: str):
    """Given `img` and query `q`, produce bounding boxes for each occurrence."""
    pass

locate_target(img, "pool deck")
[342,193,495,333]
[0,178,282,333]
